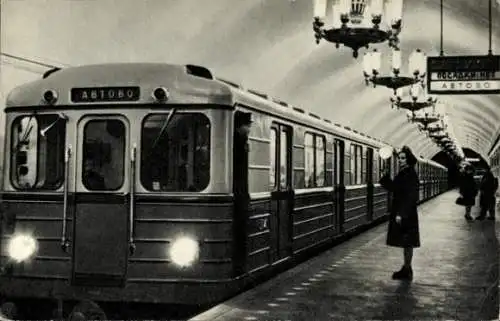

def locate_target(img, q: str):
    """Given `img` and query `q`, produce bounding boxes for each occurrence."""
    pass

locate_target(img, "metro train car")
[0,63,448,319]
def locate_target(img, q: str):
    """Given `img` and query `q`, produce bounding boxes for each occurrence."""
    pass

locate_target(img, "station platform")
[190,190,499,321]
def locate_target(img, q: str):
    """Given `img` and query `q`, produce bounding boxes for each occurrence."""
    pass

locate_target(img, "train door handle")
[128,144,137,255]
[61,145,72,252]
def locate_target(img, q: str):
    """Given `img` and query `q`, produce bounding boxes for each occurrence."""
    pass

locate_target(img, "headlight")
[7,234,37,263]
[169,237,199,267]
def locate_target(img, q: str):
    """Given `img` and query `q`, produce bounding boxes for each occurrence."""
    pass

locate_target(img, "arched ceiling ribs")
[458,133,490,152]
[399,130,430,152]
[455,124,490,143]
[375,117,415,143]
[454,123,491,145]
[387,125,423,147]
[448,116,495,140]
[361,106,408,138]
[447,108,497,135]
[458,96,500,123]
[451,116,495,140]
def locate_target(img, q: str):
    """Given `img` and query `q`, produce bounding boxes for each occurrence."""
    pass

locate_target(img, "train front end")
[0,64,239,319]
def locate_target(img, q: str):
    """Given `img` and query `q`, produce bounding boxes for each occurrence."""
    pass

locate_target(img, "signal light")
[43,90,58,104]
[152,87,169,102]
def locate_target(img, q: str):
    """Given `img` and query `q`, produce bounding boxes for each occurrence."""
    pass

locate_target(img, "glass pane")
[304,133,315,188]
[350,144,355,185]
[141,113,210,192]
[280,129,288,189]
[10,114,66,190]
[357,146,362,184]
[316,136,325,187]
[83,119,125,191]
[335,140,342,186]
[270,128,277,189]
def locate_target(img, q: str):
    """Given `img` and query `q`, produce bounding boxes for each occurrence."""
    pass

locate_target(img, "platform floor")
[190,190,499,321]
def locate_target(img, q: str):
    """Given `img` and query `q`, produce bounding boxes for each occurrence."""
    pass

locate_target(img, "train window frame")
[139,112,211,192]
[9,113,67,191]
[81,118,127,192]
[315,135,326,187]
[304,131,326,188]
[270,127,278,189]
[356,145,363,185]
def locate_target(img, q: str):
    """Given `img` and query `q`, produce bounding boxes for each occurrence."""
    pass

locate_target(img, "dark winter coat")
[479,172,498,208]
[459,173,478,206]
[379,166,420,248]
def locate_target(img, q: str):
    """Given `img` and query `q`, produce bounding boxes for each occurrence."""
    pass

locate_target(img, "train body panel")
[0,63,449,318]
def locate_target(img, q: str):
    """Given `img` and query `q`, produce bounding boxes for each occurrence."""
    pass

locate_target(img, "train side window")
[304,133,315,188]
[82,119,125,191]
[10,114,66,190]
[280,128,289,189]
[270,128,277,189]
[140,113,210,192]
[315,135,325,187]
[344,143,351,185]
[356,145,363,184]
[350,144,356,185]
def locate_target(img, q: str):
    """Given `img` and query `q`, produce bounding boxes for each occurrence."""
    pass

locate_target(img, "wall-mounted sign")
[71,87,140,102]
[427,55,500,94]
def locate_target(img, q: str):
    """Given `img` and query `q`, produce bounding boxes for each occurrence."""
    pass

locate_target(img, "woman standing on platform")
[458,164,477,221]
[380,146,420,281]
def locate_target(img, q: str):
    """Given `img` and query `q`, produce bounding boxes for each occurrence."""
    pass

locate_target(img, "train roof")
[5,63,235,108]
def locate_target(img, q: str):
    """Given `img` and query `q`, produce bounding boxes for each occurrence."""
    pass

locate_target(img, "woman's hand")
[395,215,402,224]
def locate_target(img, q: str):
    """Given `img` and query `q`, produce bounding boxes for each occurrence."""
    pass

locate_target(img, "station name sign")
[427,55,500,94]
[71,86,141,103]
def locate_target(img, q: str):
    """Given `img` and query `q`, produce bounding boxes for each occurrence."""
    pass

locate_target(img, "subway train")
[0,63,448,319]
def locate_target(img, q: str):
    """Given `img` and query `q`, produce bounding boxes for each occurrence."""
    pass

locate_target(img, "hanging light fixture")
[363,48,426,92]
[392,83,437,115]
[313,0,404,58]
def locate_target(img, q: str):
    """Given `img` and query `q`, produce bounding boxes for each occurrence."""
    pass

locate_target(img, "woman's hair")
[400,145,417,166]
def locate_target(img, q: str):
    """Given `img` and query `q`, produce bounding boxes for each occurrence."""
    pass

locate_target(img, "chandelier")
[363,48,426,92]
[392,84,437,114]
[313,0,404,58]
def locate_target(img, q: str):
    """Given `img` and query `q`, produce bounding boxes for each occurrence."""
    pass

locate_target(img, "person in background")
[477,168,498,220]
[459,164,477,221]
[379,145,420,281]
[83,154,105,190]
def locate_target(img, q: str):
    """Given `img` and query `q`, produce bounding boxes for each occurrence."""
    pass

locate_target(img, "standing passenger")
[458,164,477,221]
[379,145,420,281]
[477,169,498,220]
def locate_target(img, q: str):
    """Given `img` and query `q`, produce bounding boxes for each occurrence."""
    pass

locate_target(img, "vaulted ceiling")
[1,0,499,161]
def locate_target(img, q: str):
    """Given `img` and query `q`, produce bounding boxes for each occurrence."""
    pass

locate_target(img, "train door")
[72,116,130,286]
[334,139,345,233]
[270,123,293,262]
[232,111,252,276]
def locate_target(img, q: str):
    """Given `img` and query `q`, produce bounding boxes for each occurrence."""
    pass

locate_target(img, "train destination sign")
[71,86,141,103]
[427,55,500,94]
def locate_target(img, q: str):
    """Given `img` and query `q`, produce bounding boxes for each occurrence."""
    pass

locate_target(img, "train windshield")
[10,114,66,190]
[141,113,210,192]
